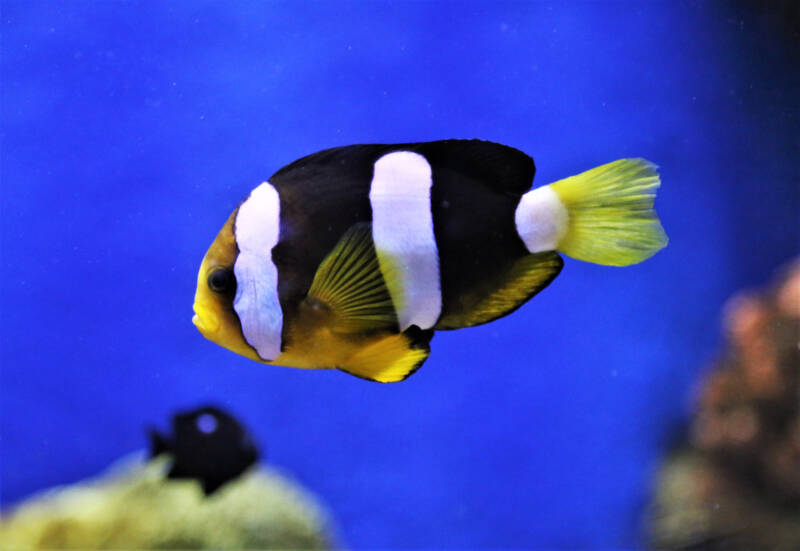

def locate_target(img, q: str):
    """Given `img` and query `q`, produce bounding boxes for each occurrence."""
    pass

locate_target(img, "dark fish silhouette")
[149,405,259,495]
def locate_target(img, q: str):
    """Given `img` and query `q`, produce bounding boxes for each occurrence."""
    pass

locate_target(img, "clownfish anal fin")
[306,223,398,334]
[436,251,563,329]
[338,327,433,383]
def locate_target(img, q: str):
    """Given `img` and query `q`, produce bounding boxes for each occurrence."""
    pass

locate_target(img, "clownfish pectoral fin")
[339,326,434,383]
[435,251,563,330]
[307,223,398,334]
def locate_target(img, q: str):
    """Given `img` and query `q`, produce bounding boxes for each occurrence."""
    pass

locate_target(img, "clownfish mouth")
[192,303,220,335]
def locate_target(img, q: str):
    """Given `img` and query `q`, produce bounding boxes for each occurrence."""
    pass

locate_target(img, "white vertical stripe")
[233,181,283,360]
[369,151,442,330]
[515,185,568,253]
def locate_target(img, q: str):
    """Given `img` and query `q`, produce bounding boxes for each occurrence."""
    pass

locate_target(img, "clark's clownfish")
[192,140,667,382]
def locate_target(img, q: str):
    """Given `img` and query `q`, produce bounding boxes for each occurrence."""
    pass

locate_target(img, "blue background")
[2,1,798,549]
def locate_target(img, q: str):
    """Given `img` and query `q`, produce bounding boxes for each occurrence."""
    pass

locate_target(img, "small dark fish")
[149,405,259,495]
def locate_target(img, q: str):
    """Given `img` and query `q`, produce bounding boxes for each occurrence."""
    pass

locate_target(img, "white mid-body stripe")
[233,181,283,360]
[369,151,442,331]
[515,185,568,253]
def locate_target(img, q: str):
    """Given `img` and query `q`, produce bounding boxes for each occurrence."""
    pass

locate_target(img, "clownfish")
[193,140,667,382]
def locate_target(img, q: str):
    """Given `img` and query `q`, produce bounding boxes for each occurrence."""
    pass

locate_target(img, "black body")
[149,405,259,495]
[266,139,538,337]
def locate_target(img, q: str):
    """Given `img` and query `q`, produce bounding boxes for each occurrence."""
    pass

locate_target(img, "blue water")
[2,2,798,549]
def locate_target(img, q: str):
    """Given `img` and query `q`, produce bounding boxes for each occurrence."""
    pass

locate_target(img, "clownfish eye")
[208,267,235,294]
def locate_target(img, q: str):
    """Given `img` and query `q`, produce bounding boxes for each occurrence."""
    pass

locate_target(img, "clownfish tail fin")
[516,158,668,266]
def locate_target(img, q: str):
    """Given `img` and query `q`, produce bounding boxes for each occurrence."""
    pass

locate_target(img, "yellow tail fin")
[548,158,668,266]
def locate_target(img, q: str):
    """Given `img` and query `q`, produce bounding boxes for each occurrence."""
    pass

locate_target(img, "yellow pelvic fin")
[549,158,668,266]
[339,327,433,383]
[435,251,563,330]
[307,223,398,334]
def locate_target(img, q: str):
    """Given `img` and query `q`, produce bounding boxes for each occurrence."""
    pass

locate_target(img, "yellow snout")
[192,302,221,336]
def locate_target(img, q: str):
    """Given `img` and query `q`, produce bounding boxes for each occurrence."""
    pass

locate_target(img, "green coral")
[0,455,336,550]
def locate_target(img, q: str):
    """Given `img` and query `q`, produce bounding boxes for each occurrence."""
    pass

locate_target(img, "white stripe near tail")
[515,158,668,266]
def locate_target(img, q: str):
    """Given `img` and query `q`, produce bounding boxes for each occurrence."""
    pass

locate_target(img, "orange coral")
[650,260,800,550]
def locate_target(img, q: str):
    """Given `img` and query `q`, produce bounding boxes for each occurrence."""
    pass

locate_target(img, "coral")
[649,260,800,550]
[0,455,336,550]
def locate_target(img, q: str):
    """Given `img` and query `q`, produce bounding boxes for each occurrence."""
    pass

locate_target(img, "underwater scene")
[1,2,798,550]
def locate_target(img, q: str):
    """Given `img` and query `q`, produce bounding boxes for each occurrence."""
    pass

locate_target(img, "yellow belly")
[269,325,379,371]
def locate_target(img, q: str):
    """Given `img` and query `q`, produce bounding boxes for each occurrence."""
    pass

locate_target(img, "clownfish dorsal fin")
[339,326,433,383]
[415,139,535,195]
[306,223,399,334]
[435,251,563,330]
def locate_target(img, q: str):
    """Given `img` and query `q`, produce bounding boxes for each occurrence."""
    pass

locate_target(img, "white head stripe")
[369,151,442,331]
[514,185,568,253]
[233,181,283,360]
